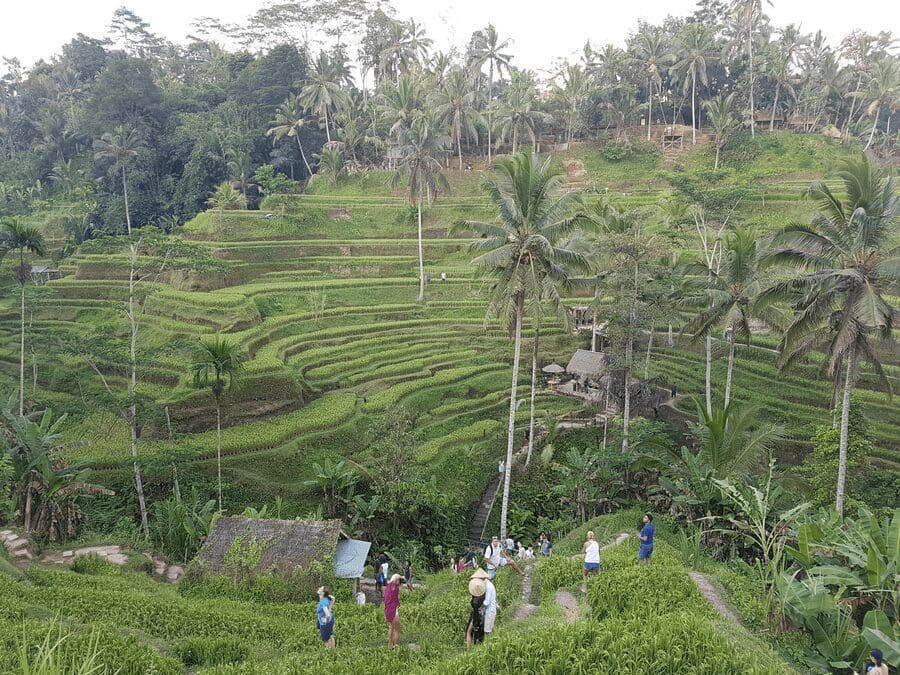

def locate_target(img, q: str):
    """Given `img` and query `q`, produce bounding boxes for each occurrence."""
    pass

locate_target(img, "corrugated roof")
[334,539,371,578]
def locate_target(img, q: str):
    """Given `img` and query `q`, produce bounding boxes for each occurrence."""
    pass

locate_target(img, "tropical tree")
[470,24,512,162]
[455,149,587,541]
[683,227,781,408]
[267,97,314,177]
[300,51,351,144]
[729,0,773,136]
[629,28,674,140]
[552,63,592,144]
[316,148,346,186]
[192,336,244,514]
[861,57,900,150]
[93,127,143,233]
[495,71,551,154]
[703,93,739,170]
[391,112,450,302]
[378,73,426,142]
[433,66,483,170]
[0,219,46,416]
[206,182,246,223]
[671,24,718,145]
[765,26,803,131]
[761,155,898,515]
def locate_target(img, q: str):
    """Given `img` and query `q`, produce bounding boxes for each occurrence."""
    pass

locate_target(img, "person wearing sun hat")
[469,567,499,637]
[466,569,488,647]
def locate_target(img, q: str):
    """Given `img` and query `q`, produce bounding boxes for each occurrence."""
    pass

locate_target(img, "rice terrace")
[0,0,897,673]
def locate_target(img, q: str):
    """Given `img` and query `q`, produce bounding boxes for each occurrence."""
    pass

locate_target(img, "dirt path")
[555,589,579,623]
[688,571,741,626]
[512,563,538,620]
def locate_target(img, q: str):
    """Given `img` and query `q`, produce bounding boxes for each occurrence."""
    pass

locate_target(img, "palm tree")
[552,63,592,144]
[470,24,513,162]
[206,182,247,223]
[433,66,484,171]
[267,97,314,177]
[391,112,450,302]
[762,155,898,515]
[766,26,803,132]
[671,24,718,145]
[378,73,426,143]
[317,148,346,186]
[629,28,674,140]
[93,126,143,234]
[192,336,244,514]
[379,19,431,84]
[0,220,46,416]
[683,227,781,408]
[703,93,739,170]
[300,51,350,145]
[455,149,587,541]
[495,71,551,154]
[861,57,899,150]
[730,0,772,137]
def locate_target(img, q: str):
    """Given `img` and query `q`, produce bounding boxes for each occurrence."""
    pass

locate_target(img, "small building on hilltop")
[753,111,785,129]
[566,349,609,381]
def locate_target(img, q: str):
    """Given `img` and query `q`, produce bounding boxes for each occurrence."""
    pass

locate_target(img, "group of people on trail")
[579,513,655,592]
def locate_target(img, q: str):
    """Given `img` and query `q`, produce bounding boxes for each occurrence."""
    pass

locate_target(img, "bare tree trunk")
[295,135,313,178]
[714,143,720,171]
[705,333,713,417]
[18,280,25,416]
[128,242,149,538]
[122,165,131,233]
[499,295,523,542]
[324,108,332,144]
[749,30,756,138]
[864,107,880,151]
[770,82,781,132]
[216,402,223,514]
[416,197,425,302]
[724,339,735,408]
[172,463,181,502]
[591,312,598,352]
[667,323,674,348]
[457,122,463,171]
[525,330,538,467]
[24,485,32,532]
[647,82,653,142]
[487,62,493,164]
[622,335,632,453]
[643,330,653,380]
[835,352,855,516]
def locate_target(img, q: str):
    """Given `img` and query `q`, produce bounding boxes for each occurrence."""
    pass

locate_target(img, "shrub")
[588,561,712,621]
[71,554,119,576]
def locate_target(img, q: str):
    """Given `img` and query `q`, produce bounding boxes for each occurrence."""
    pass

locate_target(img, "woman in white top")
[581,531,601,591]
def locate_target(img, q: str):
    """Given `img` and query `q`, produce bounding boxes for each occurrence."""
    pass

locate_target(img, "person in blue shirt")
[316,585,335,649]
[638,513,655,564]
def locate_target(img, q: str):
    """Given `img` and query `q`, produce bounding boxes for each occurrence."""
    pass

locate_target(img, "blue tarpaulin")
[334,539,371,579]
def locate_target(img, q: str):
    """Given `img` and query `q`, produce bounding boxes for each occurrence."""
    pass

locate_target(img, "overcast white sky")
[2,0,897,76]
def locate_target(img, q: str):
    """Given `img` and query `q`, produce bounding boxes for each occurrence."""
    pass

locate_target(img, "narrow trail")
[555,590,579,623]
[689,572,742,626]
[512,563,538,620]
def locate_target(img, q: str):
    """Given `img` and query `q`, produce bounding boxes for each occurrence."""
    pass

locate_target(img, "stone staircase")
[1,529,34,565]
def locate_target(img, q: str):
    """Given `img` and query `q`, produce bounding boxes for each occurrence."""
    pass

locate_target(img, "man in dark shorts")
[316,585,335,649]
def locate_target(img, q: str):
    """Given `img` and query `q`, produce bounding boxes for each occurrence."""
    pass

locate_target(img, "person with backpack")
[483,535,524,580]
[466,570,487,648]
[315,586,335,649]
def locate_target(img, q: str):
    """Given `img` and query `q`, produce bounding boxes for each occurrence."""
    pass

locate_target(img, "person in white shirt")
[581,530,601,591]
[505,536,515,553]
[524,546,535,560]
[483,536,524,579]
[483,575,498,635]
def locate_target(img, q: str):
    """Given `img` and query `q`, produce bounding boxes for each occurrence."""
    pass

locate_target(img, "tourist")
[466,570,487,648]
[524,546,535,560]
[456,557,466,573]
[516,542,526,560]
[482,570,498,638]
[375,551,389,594]
[384,574,402,649]
[671,383,677,399]
[483,535,524,579]
[505,536,515,554]
[403,559,414,591]
[462,546,476,569]
[316,586,335,649]
[440,271,447,282]
[638,513,655,564]
[581,531,601,592]
[541,534,552,557]
[498,459,505,475]
[450,557,457,573]
[854,648,888,675]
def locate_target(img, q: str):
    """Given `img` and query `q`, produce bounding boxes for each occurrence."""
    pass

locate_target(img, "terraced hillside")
[1,136,897,537]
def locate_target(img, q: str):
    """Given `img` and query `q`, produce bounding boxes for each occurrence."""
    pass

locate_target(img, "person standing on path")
[466,571,487,648]
[471,568,498,638]
[581,530,601,591]
[384,574,402,649]
[403,559,414,591]
[638,513,655,564]
[671,383,677,399]
[316,586,335,649]
[484,535,524,580]
[374,552,389,595]
[498,459,505,475]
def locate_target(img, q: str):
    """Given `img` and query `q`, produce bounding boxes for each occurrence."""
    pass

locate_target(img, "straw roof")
[565,349,608,378]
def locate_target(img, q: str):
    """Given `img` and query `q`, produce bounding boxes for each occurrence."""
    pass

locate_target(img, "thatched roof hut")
[566,349,608,378]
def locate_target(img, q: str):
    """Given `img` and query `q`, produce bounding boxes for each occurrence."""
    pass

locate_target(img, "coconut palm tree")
[552,63,592,144]
[316,148,346,187]
[455,149,587,541]
[378,73,426,143]
[683,227,782,408]
[495,71,551,154]
[730,0,772,137]
[0,219,45,417]
[629,28,674,140]
[192,336,244,514]
[93,126,143,234]
[470,24,513,162]
[765,25,803,131]
[861,57,900,150]
[267,96,314,177]
[703,93,739,170]
[670,24,718,145]
[761,154,898,515]
[391,112,450,302]
[300,51,351,145]
[433,66,484,171]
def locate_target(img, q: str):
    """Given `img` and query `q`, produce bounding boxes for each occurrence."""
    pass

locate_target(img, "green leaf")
[860,628,900,665]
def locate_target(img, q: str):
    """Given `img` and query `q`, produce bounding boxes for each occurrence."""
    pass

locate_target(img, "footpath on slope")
[688,571,742,626]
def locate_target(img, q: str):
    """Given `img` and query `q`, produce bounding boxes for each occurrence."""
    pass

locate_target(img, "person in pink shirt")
[384,574,402,649]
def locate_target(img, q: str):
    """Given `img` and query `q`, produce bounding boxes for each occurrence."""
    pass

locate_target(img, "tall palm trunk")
[835,352,855,516]
[216,398,223,514]
[457,120,463,171]
[622,335,632,453]
[667,323,674,348]
[770,82,781,132]
[864,107,880,151]
[748,32,756,138]
[643,330,653,380]
[592,311,598,352]
[844,74,863,136]
[647,80,653,142]
[416,197,425,302]
[487,62,494,163]
[602,376,611,449]
[714,143,721,171]
[324,108,332,144]
[18,250,25,416]
[705,333,713,416]
[122,165,131,233]
[724,339,735,407]
[499,294,523,542]
[525,329,538,467]
[128,242,149,537]
[295,136,313,177]
[691,75,697,145]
